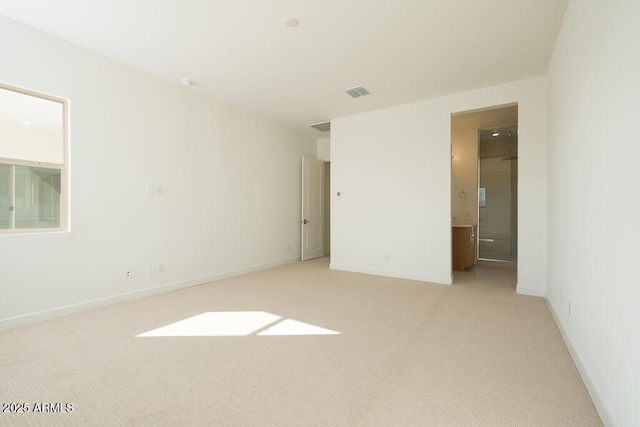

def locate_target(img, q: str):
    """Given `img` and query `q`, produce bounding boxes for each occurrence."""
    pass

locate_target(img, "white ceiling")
[0,0,568,136]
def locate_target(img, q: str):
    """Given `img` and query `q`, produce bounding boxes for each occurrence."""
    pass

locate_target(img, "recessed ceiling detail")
[345,86,370,98]
[308,121,331,132]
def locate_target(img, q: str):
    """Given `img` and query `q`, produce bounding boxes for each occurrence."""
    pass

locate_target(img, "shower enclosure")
[477,127,518,262]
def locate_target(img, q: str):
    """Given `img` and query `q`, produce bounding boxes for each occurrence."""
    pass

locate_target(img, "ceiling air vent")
[345,86,370,98]
[309,121,331,132]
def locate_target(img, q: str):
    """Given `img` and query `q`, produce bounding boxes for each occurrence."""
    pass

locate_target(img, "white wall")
[331,76,547,292]
[546,1,640,425]
[0,16,315,328]
[317,137,330,161]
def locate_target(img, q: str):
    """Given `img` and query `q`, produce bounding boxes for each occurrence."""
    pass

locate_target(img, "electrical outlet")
[569,301,572,317]
[158,264,165,274]
[124,269,132,279]
[559,287,563,301]
[286,244,290,251]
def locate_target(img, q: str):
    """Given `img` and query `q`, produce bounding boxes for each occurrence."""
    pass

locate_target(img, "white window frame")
[0,83,68,235]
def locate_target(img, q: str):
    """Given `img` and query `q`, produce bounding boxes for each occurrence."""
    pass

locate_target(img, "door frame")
[301,156,325,261]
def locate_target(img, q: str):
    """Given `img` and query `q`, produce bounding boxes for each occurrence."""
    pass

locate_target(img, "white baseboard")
[545,299,616,427]
[0,257,299,331]
[329,263,452,285]
[516,283,545,297]
[201,257,299,282]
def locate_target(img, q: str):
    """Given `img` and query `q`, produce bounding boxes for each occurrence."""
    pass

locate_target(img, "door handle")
[302,219,308,224]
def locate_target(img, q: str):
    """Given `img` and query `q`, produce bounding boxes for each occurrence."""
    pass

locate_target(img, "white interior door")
[301,156,324,261]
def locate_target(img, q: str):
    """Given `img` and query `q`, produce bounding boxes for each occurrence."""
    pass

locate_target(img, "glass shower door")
[478,133,517,261]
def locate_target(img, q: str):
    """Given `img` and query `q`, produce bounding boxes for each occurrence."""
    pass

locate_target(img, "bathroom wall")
[451,128,478,224]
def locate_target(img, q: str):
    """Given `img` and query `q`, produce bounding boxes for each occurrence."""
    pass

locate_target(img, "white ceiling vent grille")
[309,121,331,132]
[345,86,370,98]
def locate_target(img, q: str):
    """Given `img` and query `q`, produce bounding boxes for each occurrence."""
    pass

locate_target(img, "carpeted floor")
[0,258,602,426]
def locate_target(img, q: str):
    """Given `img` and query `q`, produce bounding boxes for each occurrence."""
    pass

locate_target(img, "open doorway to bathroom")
[451,104,518,282]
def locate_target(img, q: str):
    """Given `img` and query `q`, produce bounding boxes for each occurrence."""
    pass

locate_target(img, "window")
[0,84,67,233]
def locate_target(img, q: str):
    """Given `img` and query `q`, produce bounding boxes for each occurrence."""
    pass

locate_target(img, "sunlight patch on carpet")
[257,319,340,336]
[136,311,340,337]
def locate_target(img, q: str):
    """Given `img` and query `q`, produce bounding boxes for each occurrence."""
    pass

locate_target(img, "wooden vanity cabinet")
[453,226,476,271]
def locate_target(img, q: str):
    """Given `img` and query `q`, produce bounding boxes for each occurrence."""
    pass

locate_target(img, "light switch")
[147,184,163,195]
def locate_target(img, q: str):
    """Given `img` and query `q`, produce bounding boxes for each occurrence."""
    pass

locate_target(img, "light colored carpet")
[0,258,602,426]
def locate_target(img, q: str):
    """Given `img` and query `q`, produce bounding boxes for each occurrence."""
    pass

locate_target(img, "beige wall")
[451,129,478,224]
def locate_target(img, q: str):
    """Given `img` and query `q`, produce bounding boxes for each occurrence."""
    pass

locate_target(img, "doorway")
[301,156,325,261]
[301,157,331,261]
[451,104,518,276]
